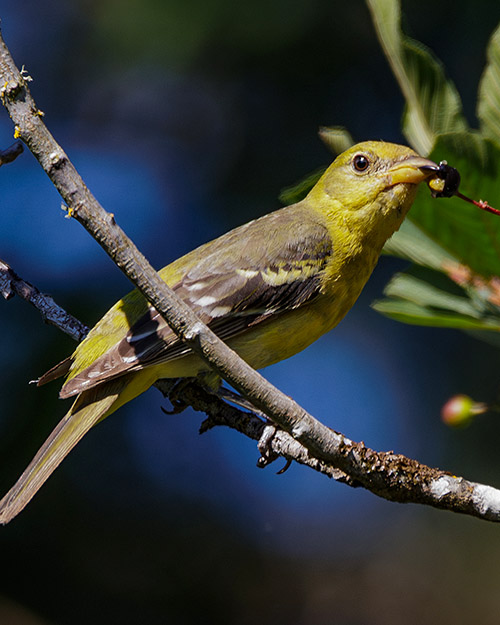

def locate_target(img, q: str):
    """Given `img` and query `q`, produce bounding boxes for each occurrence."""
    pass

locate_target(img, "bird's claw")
[161,378,192,414]
[276,458,292,474]
[257,424,291,473]
[161,399,187,415]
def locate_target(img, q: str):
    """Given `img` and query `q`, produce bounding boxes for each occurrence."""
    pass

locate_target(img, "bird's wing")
[60,206,333,398]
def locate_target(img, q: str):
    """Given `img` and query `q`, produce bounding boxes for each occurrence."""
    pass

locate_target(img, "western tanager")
[0,140,439,523]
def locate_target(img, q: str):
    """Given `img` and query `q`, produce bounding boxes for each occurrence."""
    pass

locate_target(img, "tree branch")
[0,258,89,341]
[1,28,500,522]
[0,139,22,166]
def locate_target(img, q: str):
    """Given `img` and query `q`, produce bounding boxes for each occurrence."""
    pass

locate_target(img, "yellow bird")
[0,141,438,523]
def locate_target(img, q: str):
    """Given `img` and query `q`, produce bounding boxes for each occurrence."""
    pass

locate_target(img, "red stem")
[455,192,500,216]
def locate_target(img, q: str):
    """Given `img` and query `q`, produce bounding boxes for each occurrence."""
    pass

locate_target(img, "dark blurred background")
[1,1,500,623]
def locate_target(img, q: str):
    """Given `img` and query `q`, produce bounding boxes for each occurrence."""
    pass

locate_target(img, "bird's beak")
[386,155,439,186]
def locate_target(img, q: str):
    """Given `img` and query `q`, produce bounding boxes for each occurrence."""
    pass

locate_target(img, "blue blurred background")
[1,1,500,623]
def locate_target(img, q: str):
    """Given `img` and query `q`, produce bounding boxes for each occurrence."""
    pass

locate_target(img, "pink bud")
[441,395,488,427]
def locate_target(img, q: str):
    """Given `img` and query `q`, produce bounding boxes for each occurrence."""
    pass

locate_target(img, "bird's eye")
[352,154,370,172]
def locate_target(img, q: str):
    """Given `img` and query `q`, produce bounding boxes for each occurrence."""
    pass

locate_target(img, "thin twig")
[0,258,89,341]
[1,28,500,522]
[0,139,23,166]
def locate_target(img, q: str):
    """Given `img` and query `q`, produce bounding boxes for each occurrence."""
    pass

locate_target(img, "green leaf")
[279,168,325,205]
[382,267,486,319]
[318,126,354,155]
[478,23,500,149]
[373,297,500,332]
[409,132,500,278]
[279,127,354,205]
[366,0,467,154]
[373,267,500,333]
[384,219,458,270]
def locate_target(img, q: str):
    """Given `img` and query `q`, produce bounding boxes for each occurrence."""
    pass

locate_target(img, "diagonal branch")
[0,139,23,165]
[1,27,500,522]
[0,257,89,341]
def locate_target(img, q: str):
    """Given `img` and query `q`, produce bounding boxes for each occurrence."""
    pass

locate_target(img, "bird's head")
[308,141,438,240]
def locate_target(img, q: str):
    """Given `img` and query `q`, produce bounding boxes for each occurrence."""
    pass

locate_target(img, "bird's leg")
[160,378,193,414]
[256,423,280,466]
[218,387,292,473]
[213,387,283,468]
[216,386,270,420]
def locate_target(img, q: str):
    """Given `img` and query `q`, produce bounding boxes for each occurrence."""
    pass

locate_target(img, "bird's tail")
[0,378,128,525]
